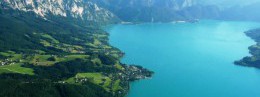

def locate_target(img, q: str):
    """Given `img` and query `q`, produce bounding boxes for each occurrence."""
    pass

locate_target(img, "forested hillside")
[1,0,260,97]
[0,0,153,97]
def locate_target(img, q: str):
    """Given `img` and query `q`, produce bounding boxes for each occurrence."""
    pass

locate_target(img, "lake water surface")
[107,20,260,97]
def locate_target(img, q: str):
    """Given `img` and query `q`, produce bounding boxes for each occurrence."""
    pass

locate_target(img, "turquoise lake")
[107,20,260,97]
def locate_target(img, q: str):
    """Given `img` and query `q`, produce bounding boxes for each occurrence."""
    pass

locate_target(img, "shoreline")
[235,28,260,68]
[119,19,200,25]
[104,27,154,96]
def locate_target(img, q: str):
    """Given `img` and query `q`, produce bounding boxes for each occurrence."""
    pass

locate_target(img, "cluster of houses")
[0,59,16,66]
[75,78,88,83]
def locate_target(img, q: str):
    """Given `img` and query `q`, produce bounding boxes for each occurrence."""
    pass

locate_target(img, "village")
[0,59,20,66]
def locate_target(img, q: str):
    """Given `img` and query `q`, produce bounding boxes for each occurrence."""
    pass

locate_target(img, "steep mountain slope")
[198,0,260,7]
[4,0,258,23]
[0,0,120,24]
[89,0,220,22]
[219,2,260,22]
[1,0,260,97]
[0,0,152,97]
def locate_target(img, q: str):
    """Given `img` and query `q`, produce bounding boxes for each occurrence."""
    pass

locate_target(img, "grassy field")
[41,34,60,44]
[0,41,123,92]
[115,63,124,70]
[39,33,87,53]
[0,63,34,75]
[65,73,114,91]
[29,54,90,66]
[0,51,90,66]
[113,79,122,91]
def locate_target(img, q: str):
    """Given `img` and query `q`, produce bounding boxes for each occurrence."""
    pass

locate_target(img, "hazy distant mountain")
[2,0,260,23]
[88,0,220,22]
[219,2,260,21]
[198,0,260,7]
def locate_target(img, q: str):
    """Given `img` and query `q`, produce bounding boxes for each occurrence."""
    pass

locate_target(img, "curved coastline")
[108,20,260,97]
[235,28,260,68]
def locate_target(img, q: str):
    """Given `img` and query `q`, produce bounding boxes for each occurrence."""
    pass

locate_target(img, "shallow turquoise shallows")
[107,20,260,97]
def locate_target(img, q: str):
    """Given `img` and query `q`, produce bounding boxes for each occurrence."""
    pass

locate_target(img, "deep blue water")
[107,20,260,97]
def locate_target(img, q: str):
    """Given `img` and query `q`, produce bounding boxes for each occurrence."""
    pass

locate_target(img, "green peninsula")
[235,29,260,68]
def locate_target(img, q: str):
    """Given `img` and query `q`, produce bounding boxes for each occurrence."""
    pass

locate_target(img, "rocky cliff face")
[0,0,120,24]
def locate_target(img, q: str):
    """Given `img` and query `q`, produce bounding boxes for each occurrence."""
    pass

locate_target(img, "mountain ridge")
[1,0,260,97]
[0,0,153,97]
[0,0,120,24]
[88,0,220,22]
